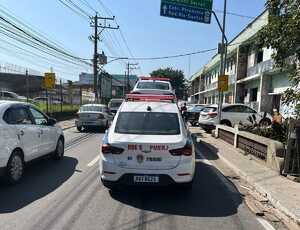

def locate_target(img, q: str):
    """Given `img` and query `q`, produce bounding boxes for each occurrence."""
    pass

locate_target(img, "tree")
[257,0,300,114]
[150,67,187,99]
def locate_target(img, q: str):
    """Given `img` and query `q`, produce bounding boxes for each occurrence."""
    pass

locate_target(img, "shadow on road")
[0,156,78,213]
[82,127,107,134]
[109,161,243,218]
[195,139,219,161]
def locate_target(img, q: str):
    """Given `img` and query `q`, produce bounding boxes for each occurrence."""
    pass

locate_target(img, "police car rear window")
[115,112,180,135]
[137,82,170,90]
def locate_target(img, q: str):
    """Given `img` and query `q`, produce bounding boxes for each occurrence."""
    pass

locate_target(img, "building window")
[250,88,258,102]
[257,50,264,63]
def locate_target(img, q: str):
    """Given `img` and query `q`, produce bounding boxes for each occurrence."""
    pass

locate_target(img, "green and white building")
[189,10,290,113]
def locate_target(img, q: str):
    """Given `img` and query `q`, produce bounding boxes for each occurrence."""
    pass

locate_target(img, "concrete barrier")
[215,125,285,173]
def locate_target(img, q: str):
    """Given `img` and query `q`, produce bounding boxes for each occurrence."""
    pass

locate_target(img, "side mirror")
[47,118,57,126]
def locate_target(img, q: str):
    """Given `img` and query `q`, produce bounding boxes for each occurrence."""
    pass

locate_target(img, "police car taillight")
[169,143,192,156]
[102,144,124,154]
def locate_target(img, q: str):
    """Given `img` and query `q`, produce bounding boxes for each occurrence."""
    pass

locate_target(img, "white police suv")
[0,101,64,184]
[131,77,175,95]
[100,94,195,189]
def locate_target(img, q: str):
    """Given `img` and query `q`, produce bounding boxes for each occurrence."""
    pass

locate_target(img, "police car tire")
[77,126,83,132]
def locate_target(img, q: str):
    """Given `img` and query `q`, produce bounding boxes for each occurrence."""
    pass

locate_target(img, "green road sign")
[160,0,213,24]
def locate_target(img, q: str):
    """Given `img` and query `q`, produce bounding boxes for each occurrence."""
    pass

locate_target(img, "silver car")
[75,104,113,132]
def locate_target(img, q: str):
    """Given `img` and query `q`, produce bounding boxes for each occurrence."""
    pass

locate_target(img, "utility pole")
[217,0,227,124]
[90,13,119,103]
[60,79,63,113]
[126,63,139,93]
[26,69,29,103]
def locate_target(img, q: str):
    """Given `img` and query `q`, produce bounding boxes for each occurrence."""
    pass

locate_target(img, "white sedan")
[100,98,195,189]
[0,101,64,184]
[75,104,114,132]
[198,104,272,131]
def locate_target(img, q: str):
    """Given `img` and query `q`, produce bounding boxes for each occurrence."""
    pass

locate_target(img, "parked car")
[100,95,195,190]
[0,91,27,101]
[75,104,114,132]
[0,101,64,184]
[108,98,123,114]
[131,77,174,95]
[198,104,272,131]
[186,104,205,126]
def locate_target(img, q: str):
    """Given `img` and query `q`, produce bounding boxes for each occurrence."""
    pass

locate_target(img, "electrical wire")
[58,0,90,20]
[66,0,92,18]
[0,15,91,65]
[77,0,96,13]
[108,48,218,61]
[0,25,90,68]
[96,0,142,74]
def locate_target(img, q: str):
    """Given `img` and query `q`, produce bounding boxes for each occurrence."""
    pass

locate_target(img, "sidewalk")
[57,119,76,130]
[189,127,300,226]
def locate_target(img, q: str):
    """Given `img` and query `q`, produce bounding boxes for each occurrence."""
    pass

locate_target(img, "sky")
[0,0,266,81]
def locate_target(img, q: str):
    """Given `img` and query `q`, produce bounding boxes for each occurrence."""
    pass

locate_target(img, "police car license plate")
[133,175,159,183]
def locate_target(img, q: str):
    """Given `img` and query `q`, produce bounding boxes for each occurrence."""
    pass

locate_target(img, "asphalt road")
[0,127,271,230]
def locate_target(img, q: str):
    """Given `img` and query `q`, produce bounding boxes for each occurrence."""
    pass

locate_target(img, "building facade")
[189,11,290,113]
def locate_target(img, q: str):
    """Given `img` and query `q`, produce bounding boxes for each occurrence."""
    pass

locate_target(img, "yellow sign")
[218,75,228,92]
[44,73,56,89]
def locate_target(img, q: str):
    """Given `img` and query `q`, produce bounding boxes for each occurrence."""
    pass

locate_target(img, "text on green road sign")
[162,0,213,10]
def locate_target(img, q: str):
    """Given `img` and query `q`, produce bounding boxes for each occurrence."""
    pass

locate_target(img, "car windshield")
[115,112,180,135]
[137,82,170,90]
[190,105,204,112]
[80,106,106,112]
[202,107,217,113]
[110,102,122,108]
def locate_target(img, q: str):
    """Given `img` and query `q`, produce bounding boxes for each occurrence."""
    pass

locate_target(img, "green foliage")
[257,0,300,112]
[241,122,288,144]
[150,67,187,99]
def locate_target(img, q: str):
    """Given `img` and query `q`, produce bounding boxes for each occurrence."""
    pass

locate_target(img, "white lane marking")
[87,155,101,167]
[257,217,276,230]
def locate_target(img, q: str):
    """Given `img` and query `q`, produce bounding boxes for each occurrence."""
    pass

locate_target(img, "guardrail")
[215,125,285,173]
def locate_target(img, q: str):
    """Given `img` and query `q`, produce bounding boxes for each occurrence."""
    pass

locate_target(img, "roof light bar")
[126,94,176,102]
[140,77,170,81]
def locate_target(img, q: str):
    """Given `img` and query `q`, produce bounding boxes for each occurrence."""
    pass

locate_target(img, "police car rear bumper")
[100,157,195,185]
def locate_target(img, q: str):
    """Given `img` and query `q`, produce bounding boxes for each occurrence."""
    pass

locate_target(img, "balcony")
[247,59,273,77]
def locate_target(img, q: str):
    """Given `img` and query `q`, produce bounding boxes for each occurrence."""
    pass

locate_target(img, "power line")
[66,0,92,18]
[77,0,96,13]
[0,24,90,68]
[58,0,90,20]
[0,3,80,55]
[214,9,267,20]
[0,36,87,71]
[95,0,142,74]
[108,48,217,61]
[0,15,91,65]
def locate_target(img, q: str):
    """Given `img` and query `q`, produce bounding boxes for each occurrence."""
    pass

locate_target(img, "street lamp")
[107,57,129,64]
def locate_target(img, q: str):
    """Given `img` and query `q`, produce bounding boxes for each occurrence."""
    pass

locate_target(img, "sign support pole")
[215,0,227,124]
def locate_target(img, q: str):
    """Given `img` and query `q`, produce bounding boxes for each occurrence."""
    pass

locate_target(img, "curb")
[192,133,300,227]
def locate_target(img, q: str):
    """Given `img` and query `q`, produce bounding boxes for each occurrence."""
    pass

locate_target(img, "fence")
[0,72,87,115]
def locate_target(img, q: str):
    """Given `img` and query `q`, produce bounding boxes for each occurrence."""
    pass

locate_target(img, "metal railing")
[247,59,273,77]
